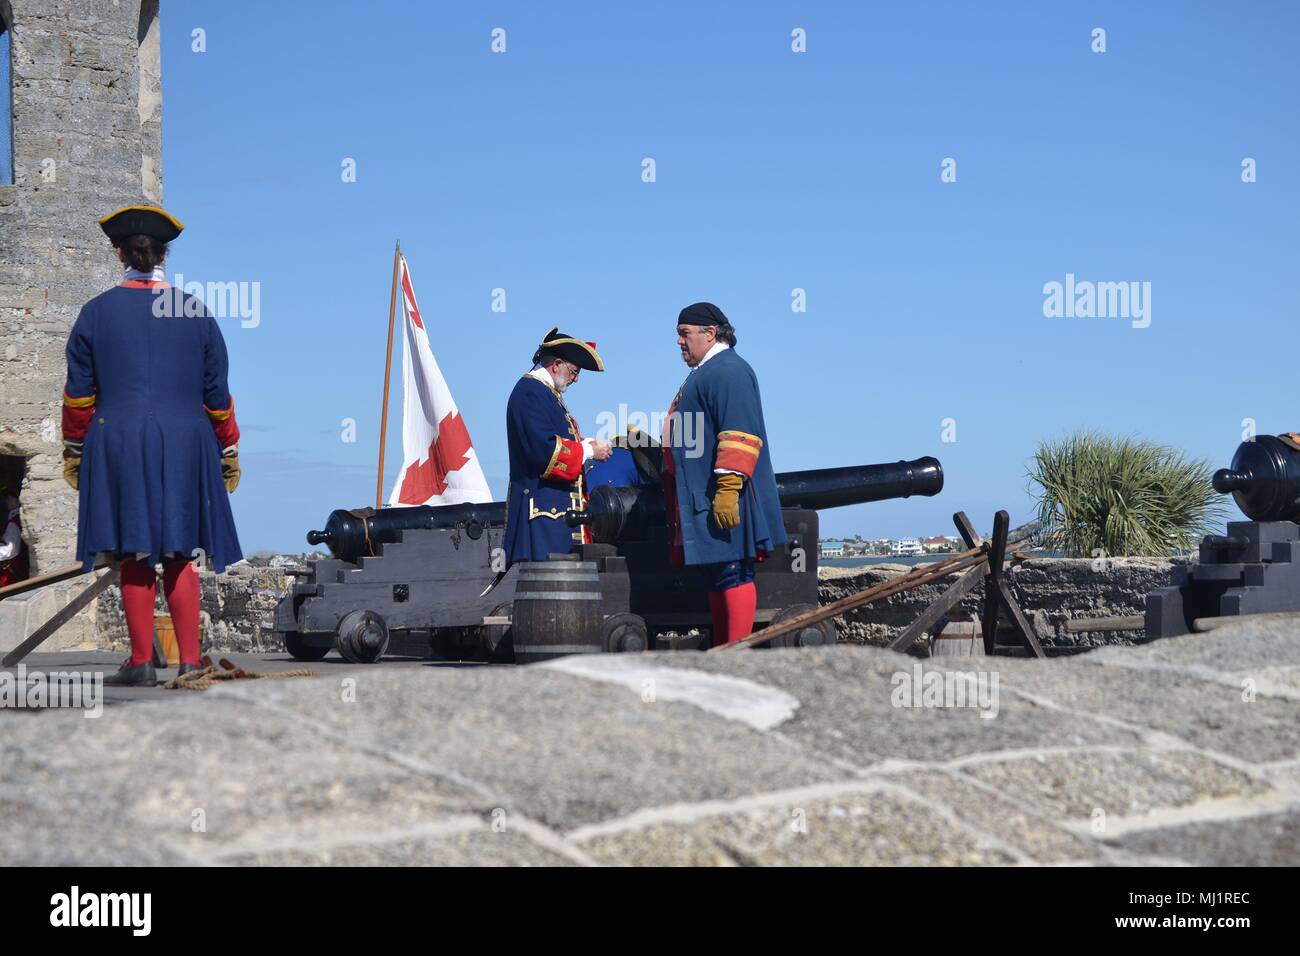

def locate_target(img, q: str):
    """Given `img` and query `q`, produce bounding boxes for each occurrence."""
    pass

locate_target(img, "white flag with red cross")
[386,255,493,507]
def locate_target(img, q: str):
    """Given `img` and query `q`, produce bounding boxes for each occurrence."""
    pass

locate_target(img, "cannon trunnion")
[275,457,944,663]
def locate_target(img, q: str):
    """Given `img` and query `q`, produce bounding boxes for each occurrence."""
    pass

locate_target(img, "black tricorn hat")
[534,326,604,371]
[98,205,185,243]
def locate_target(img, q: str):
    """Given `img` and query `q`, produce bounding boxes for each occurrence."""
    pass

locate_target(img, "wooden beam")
[980,511,1009,655]
[953,511,982,551]
[886,563,986,654]
[716,548,991,651]
[994,577,1046,658]
[0,563,92,602]
[2,566,121,667]
[1192,611,1300,633]
[1065,614,1145,633]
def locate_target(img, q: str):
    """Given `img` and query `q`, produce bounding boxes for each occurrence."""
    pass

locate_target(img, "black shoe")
[177,662,204,677]
[103,661,157,686]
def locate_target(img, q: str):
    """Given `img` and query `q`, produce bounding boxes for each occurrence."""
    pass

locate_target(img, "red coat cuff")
[542,436,583,482]
[715,430,762,478]
[61,388,96,443]
[205,396,241,453]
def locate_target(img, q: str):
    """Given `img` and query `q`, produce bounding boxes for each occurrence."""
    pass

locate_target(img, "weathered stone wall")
[92,555,299,656]
[66,554,1183,658]
[818,557,1182,652]
[0,0,163,576]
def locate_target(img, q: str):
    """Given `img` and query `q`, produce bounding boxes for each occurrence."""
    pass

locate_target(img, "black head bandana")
[677,302,732,329]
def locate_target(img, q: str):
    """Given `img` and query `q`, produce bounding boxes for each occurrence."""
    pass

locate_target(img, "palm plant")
[1028,432,1228,557]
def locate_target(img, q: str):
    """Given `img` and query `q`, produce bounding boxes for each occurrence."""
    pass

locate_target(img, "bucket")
[153,614,179,667]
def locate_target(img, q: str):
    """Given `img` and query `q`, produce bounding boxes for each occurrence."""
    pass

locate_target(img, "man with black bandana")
[661,303,786,645]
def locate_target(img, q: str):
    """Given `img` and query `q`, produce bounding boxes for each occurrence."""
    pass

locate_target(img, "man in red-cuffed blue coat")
[662,303,786,646]
[503,327,611,565]
[62,205,243,686]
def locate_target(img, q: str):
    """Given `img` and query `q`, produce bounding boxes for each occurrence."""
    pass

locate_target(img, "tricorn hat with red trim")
[533,326,604,371]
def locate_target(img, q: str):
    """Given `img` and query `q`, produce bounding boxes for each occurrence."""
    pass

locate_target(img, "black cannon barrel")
[307,501,506,561]
[569,456,944,544]
[1213,435,1300,523]
[311,458,945,560]
[775,457,944,510]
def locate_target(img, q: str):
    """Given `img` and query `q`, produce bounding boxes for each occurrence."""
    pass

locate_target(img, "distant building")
[921,535,957,553]
[819,539,846,558]
[890,538,924,556]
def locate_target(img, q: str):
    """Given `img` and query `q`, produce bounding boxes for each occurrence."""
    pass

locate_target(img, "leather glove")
[62,446,81,491]
[712,472,743,530]
[222,452,241,493]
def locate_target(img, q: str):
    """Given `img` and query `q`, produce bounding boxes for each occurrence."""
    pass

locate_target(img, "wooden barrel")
[930,621,985,658]
[153,615,179,667]
[510,561,603,663]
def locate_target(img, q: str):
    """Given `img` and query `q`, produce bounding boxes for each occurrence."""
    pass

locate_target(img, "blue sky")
[156,0,1299,552]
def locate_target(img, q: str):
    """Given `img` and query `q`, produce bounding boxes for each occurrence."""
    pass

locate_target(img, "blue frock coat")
[503,375,587,563]
[64,285,243,571]
[668,348,786,566]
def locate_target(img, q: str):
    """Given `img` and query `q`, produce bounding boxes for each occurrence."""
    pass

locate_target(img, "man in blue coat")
[62,205,242,686]
[662,303,785,645]
[503,328,611,564]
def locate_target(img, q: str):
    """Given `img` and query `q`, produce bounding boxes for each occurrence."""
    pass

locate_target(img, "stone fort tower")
[0,0,163,575]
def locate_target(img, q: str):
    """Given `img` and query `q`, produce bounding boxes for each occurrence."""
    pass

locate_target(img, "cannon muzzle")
[1212,469,1248,494]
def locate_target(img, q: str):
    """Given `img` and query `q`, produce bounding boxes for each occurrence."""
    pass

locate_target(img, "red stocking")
[119,558,157,666]
[163,559,201,665]
[722,581,758,643]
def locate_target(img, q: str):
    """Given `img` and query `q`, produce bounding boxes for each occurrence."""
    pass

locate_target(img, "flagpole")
[376,240,401,510]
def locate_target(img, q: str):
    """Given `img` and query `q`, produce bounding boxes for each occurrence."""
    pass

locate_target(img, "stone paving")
[1,617,1297,866]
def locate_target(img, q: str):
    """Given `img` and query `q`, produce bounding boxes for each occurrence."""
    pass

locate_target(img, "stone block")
[577,791,1015,866]
[0,286,47,311]
[0,579,98,653]
[960,750,1271,823]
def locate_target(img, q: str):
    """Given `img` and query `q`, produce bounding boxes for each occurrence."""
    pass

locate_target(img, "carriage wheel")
[601,612,649,653]
[764,603,837,649]
[336,609,390,664]
[283,631,331,662]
